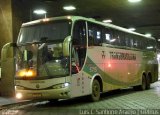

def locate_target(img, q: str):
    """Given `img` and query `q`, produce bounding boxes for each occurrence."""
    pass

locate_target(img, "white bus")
[15,16,158,101]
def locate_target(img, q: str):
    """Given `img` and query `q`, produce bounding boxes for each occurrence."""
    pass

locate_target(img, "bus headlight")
[16,93,23,99]
[64,83,69,87]
[52,83,70,89]
[16,69,37,77]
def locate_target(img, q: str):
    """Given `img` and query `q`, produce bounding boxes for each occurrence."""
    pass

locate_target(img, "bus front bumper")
[15,87,70,100]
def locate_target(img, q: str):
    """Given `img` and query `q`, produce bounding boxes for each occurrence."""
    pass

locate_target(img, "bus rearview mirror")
[63,36,71,57]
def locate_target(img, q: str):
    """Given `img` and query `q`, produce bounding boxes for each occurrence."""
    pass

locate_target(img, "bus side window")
[88,22,102,46]
[136,37,143,50]
[110,30,125,46]
[111,30,119,45]
[125,34,134,48]
[146,39,156,51]
[135,36,144,50]
[88,29,94,46]
[102,27,112,44]
[125,34,130,47]
[119,32,126,46]
[133,39,138,48]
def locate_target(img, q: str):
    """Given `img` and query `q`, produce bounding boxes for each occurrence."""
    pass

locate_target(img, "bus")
[15,16,158,101]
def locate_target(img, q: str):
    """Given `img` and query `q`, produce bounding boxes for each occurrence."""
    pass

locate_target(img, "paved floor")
[1,81,160,115]
[0,97,22,106]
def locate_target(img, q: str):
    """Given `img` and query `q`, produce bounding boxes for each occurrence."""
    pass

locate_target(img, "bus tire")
[146,76,151,90]
[140,74,147,90]
[90,79,100,101]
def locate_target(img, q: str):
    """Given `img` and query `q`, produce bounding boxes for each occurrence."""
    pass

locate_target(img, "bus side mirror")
[63,36,71,57]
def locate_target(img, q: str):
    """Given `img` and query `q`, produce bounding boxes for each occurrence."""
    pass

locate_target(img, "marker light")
[16,69,37,77]
[16,93,22,99]
[63,6,76,11]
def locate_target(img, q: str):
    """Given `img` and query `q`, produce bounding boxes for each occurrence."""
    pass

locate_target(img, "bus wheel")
[140,75,147,90]
[90,79,100,101]
[146,76,151,90]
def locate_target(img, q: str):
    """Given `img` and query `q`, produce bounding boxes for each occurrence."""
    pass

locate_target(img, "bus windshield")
[15,43,70,80]
[18,20,72,44]
[15,19,72,80]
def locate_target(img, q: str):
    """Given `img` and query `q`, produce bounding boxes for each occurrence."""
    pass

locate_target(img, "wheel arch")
[90,73,103,93]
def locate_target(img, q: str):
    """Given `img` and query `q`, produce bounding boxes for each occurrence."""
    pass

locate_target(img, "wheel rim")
[93,84,99,97]
[92,81,100,99]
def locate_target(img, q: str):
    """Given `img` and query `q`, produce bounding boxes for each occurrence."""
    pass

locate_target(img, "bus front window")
[16,43,70,79]
[15,20,71,79]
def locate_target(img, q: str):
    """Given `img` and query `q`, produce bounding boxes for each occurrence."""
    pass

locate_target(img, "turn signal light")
[16,69,37,77]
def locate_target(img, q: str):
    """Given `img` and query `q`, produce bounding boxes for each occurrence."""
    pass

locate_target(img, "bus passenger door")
[70,20,88,97]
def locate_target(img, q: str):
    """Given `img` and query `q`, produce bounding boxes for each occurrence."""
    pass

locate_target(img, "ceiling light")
[63,6,76,11]
[103,19,112,23]
[33,9,47,15]
[128,27,136,31]
[128,0,142,3]
[145,33,152,37]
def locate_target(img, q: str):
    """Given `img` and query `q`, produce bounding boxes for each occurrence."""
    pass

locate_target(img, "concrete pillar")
[0,0,14,97]
[0,43,15,97]
[0,0,28,97]
[0,0,13,57]
[0,0,23,97]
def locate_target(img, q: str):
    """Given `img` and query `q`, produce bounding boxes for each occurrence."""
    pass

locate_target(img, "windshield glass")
[15,19,72,80]
[18,20,71,44]
[15,43,70,80]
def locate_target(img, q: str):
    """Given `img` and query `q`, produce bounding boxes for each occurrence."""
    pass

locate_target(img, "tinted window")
[88,22,102,46]
[111,30,126,46]
[102,27,112,44]
[146,39,156,51]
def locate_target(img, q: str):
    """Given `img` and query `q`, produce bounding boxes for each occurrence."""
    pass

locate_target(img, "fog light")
[16,93,22,99]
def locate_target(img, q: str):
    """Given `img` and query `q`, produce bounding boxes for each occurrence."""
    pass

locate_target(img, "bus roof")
[22,16,155,40]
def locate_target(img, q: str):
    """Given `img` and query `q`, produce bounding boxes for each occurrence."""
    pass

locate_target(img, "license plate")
[32,93,42,98]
